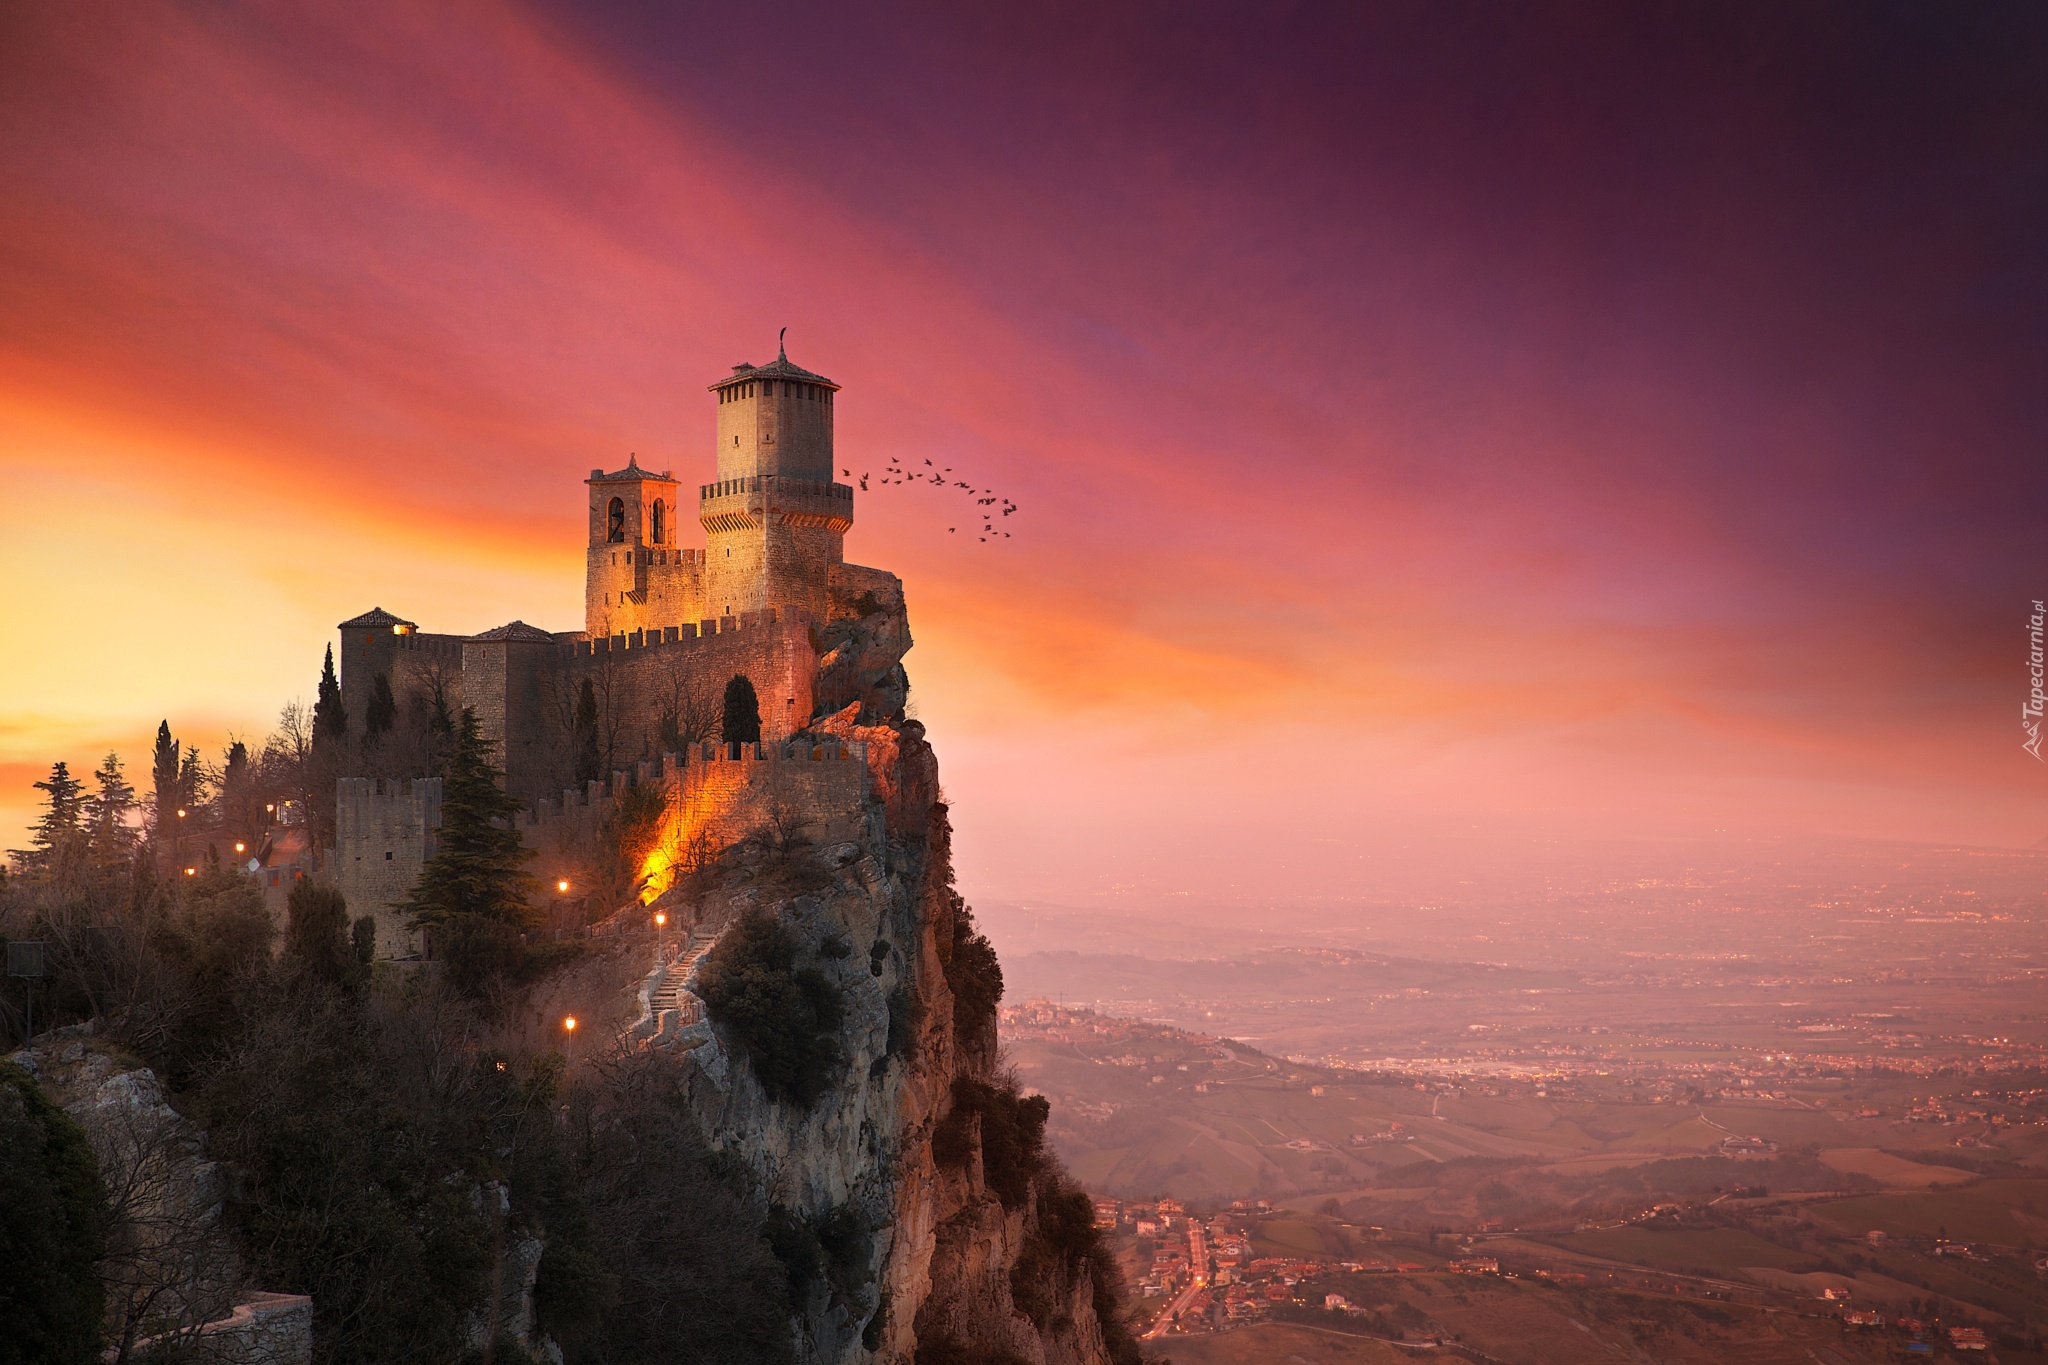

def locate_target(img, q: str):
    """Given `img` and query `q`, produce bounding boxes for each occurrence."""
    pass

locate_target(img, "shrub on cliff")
[944,900,1002,1056]
[932,1075,1048,1209]
[0,1062,106,1365]
[696,909,845,1106]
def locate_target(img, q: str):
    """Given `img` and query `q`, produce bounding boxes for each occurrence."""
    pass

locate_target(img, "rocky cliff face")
[655,593,1134,1365]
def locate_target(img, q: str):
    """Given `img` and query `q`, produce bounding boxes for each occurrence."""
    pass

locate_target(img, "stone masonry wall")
[334,777,440,958]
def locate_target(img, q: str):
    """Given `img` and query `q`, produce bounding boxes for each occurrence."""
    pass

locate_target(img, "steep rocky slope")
[651,591,1137,1365]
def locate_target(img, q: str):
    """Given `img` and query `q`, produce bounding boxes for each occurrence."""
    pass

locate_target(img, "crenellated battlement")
[335,777,443,959]
[517,737,869,873]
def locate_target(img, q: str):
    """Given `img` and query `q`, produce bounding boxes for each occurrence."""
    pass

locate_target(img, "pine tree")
[364,672,396,744]
[573,678,602,785]
[7,761,85,875]
[82,751,139,876]
[721,674,762,746]
[400,707,534,937]
[149,720,180,842]
[313,645,348,743]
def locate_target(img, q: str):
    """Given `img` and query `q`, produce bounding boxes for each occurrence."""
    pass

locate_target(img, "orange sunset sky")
[3,3,2045,908]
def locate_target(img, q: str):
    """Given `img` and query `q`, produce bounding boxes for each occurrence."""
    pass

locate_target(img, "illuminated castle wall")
[332,345,897,949]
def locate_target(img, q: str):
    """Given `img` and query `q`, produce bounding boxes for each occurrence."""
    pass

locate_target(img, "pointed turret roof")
[337,606,416,630]
[588,454,676,482]
[711,336,836,391]
[467,620,558,643]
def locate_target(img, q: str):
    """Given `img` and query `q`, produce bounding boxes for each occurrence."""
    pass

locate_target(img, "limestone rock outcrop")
[655,599,1133,1365]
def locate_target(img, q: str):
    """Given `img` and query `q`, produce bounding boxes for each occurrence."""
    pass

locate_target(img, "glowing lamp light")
[233,842,246,854]
[654,912,667,928]
[176,808,187,818]
[183,867,196,877]
[557,878,571,894]
[563,1016,578,1033]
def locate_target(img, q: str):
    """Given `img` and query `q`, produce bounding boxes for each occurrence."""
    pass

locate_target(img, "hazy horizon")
[5,3,2046,899]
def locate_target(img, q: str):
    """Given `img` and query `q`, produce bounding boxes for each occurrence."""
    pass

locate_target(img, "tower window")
[607,497,626,543]
[650,499,665,544]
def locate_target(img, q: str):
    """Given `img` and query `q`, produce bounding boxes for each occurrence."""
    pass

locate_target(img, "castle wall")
[482,610,820,805]
[338,629,466,733]
[334,776,441,958]
[464,636,557,799]
[586,544,705,638]
[517,738,870,898]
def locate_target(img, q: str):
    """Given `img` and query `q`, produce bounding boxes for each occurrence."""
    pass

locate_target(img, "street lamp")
[557,878,570,894]
[653,911,668,959]
[563,1015,578,1065]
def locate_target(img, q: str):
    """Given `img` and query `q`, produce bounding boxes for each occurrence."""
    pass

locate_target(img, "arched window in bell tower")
[650,499,666,544]
[607,497,626,543]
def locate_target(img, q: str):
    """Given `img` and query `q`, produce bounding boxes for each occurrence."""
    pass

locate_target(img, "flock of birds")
[843,455,1018,543]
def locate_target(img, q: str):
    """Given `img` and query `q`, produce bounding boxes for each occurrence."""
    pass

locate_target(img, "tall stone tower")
[584,457,701,637]
[700,343,854,623]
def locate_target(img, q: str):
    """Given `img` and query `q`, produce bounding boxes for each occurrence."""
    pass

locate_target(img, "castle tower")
[584,457,702,637]
[700,343,853,622]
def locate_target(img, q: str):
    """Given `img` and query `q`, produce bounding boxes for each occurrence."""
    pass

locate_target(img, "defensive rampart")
[334,776,441,958]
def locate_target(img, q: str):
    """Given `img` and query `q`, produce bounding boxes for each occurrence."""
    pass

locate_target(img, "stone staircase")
[648,932,718,1028]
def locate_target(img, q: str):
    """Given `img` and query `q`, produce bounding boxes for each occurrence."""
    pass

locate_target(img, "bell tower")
[584,456,684,637]
[700,341,853,622]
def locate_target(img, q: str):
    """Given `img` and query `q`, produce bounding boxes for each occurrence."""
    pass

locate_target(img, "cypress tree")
[149,721,179,842]
[365,672,397,743]
[721,674,762,746]
[313,644,348,743]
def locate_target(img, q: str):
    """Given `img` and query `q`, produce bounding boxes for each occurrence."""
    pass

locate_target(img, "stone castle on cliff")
[333,345,904,954]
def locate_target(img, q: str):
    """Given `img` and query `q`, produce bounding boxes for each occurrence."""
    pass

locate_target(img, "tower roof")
[468,620,558,643]
[337,606,416,631]
[711,340,836,392]
[587,454,676,483]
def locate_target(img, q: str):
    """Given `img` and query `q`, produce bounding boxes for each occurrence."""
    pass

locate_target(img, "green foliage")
[401,709,534,996]
[695,909,845,1106]
[6,760,85,877]
[886,986,922,1061]
[199,996,498,1365]
[313,644,348,742]
[720,674,762,745]
[933,1076,1048,1209]
[532,1055,794,1365]
[365,672,397,741]
[944,901,1003,1057]
[352,914,377,967]
[154,869,275,1088]
[765,1204,824,1297]
[758,1200,876,1327]
[0,1063,106,1365]
[82,751,139,878]
[285,881,358,989]
[150,720,180,843]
